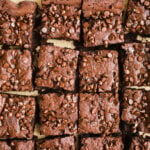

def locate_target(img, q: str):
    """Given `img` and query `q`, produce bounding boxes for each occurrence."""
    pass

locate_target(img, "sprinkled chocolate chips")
[39,93,78,136]
[0,50,33,91]
[40,3,81,41]
[0,94,35,139]
[79,50,119,92]
[35,45,79,91]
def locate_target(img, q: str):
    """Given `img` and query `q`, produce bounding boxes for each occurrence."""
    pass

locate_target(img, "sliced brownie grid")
[80,136,124,150]
[40,0,81,41]
[36,136,75,150]
[79,93,120,135]
[38,93,78,136]
[122,43,150,86]
[122,89,150,134]
[35,45,79,91]
[125,0,150,35]
[0,0,37,48]
[82,0,124,47]
[0,49,33,91]
[0,140,34,150]
[79,50,119,92]
[0,94,35,139]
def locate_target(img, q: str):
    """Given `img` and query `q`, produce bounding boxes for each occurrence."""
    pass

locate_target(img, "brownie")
[81,137,124,150]
[36,136,75,150]
[39,93,78,136]
[125,0,150,35]
[40,0,81,41]
[35,45,79,91]
[79,93,120,134]
[122,43,150,86]
[0,94,35,139]
[0,0,37,48]
[82,0,124,47]
[0,140,34,150]
[129,137,150,150]
[122,89,150,135]
[0,50,33,91]
[79,50,119,92]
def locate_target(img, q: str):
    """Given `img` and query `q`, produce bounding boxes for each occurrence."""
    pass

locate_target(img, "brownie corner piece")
[122,43,150,86]
[122,89,150,134]
[0,0,37,48]
[125,0,150,35]
[39,93,78,136]
[81,136,124,150]
[79,50,119,92]
[35,45,79,91]
[0,49,33,91]
[130,137,150,150]
[0,140,34,150]
[36,136,75,150]
[79,93,120,134]
[0,94,35,139]
[40,0,81,41]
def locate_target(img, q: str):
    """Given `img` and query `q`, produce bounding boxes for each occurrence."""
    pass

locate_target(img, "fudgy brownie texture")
[122,43,150,86]
[0,0,37,48]
[39,93,78,136]
[0,94,35,139]
[79,93,120,134]
[79,50,119,92]
[125,0,150,35]
[122,89,150,135]
[36,136,75,150]
[40,0,81,41]
[81,136,124,150]
[129,137,150,150]
[0,50,33,91]
[82,0,124,47]
[35,45,79,91]
[0,140,34,150]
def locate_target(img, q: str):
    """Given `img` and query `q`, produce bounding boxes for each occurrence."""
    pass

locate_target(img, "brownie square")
[122,43,150,86]
[81,137,124,150]
[130,137,150,150]
[39,93,78,136]
[79,50,119,92]
[122,89,150,135]
[36,136,75,150]
[0,1,37,48]
[0,50,33,91]
[125,0,150,35]
[0,94,35,139]
[82,0,124,47]
[40,0,81,41]
[0,140,34,150]
[79,93,120,134]
[35,45,79,91]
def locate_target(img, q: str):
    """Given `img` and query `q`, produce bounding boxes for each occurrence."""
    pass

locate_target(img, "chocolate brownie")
[0,50,33,91]
[0,94,35,139]
[36,136,75,150]
[122,89,150,135]
[81,137,124,150]
[40,0,81,41]
[79,93,120,134]
[129,137,150,150]
[0,0,37,48]
[35,45,79,91]
[122,43,150,86]
[79,50,119,92]
[0,140,34,150]
[39,93,78,136]
[82,0,124,47]
[125,0,150,35]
